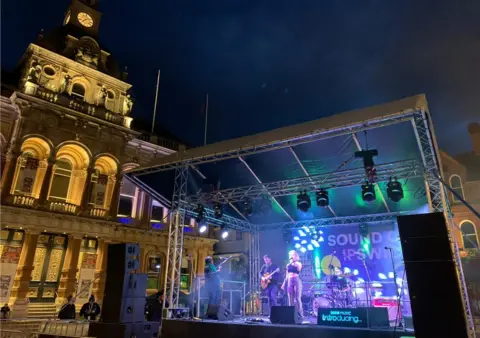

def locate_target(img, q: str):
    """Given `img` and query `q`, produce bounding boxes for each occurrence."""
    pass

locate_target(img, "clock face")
[64,11,71,25]
[77,12,94,28]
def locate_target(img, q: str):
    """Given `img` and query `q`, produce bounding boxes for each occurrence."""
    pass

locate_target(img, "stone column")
[139,244,147,273]
[108,173,123,219]
[80,166,95,214]
[92,240,109,305]
[1,148,21,201]
[37,157,55,205]
[55,236,82,310]
[9,231,39,318]
[140,193,152,229]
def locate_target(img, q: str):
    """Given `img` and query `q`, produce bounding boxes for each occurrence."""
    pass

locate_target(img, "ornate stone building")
[0,0,215,318]
[440,123,480,253]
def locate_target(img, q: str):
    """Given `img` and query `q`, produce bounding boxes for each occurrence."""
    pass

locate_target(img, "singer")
[281,250,303,322]
[204,256,222,313]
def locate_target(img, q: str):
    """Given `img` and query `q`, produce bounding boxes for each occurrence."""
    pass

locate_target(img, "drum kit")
[302,253,381,317]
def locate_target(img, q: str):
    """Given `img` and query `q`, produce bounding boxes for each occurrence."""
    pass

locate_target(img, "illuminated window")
[13,152,38,195]
[71,83,86,101]
[461,221,478,249]
[151,200,165,222]
[449,175,464,202]
[118,178,136,217]
[48,159,72,201]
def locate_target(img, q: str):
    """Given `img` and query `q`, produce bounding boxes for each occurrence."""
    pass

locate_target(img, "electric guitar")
[261,268,280,289]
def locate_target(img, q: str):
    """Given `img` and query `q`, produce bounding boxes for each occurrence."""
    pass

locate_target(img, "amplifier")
[373,297,400,325]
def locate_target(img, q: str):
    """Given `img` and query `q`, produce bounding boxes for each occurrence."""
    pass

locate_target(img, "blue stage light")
[301,240,307,244]
[300,247,307,253]
[311,240,320,248]
[388,272,394,279]
[378,273,387,280]
[298,230,306,237]
[353,269,359,276]
[319,237,324,242]
[344,267,351,274]
[303,226,310,233]
[294,243,301,249]
[293,236,300,241]
[307,244,313,251]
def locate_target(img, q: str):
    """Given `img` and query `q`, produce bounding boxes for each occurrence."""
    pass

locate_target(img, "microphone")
[384,246,392,250]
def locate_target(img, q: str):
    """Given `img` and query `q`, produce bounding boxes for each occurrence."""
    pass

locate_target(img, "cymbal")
[320,255,341,276]
[337,273,352,278]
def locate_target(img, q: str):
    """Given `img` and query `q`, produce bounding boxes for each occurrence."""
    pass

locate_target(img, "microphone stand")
[360,253,371,328]
[386,247,404,329]
[327,252,336,299]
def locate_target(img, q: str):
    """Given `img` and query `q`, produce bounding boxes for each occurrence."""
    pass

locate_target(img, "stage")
[160,317,416,338]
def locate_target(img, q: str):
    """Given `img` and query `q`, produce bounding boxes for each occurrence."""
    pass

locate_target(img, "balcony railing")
[48,201,78,214]
[33,87,128,128]
[12,195,37,207]
[89,207,108,218]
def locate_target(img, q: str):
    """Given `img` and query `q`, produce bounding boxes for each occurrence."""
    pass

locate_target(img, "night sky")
[2,0,479,155]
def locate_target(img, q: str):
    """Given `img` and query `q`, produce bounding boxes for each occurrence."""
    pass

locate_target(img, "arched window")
[71,83,86,101]
[90,156,117,210]
[13,152,38,194]
[11,137,51,198]
[48,143,90,205]
[461,221,479,249]
[449,175,464,202]
[48,159,72,201]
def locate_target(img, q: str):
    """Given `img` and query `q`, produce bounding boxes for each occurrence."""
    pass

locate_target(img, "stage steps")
[28,303,57,319]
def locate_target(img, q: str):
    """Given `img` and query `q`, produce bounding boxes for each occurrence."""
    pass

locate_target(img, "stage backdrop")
[291,223,408,300]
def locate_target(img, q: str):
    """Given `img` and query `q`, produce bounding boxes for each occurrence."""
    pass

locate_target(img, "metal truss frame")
[248,230,261,309]
[186,159,422,205]
[181,203,253,231]
[130,114,416,175]
[412,111,475,337]
[137,102,473,334]
[163,166,188,309]
[258,211,412,231]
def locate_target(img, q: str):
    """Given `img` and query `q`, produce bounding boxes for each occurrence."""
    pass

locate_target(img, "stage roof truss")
[185,159,422,205]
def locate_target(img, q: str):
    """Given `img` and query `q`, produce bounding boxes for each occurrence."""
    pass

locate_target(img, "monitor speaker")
[397,212,469,338]
[205,304,234,321]
[270,306,300,324]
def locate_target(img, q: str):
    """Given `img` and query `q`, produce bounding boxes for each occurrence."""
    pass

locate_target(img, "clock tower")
[64,0,102,37]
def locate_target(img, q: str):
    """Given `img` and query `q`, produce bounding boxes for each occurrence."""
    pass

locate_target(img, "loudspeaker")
[88,322,160,338]
[367,307,389,328]
[106,243,140,276]
[397,213,469,338]
[105,273,147,298]
[205,304,234,321]
[270,306,300,324]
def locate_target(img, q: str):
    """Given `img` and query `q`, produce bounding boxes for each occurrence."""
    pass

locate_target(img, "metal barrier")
[194,278,246,317]
[0,330,25,338]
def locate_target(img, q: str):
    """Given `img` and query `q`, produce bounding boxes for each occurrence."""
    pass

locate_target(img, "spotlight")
[298,230,306,237]
[293,236,300,241]
[297,191,311,212]
[301,240,307,245]
[316,189,329,207]
[294,243,301,249]
[242,198,253,216]
[319,236,324,242]
[213,203,223,219]
[311,240,320,248]
[220,225,229,239]
[300,247,307,253]
[307,244,314,251]
[361,181,376,202]
[199,224,208,233]
[195,204,205,223]
[387,177,404,202]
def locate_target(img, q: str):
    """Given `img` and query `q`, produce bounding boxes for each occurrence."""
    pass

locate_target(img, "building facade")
[0,0,215,318]
[440,123,480,253]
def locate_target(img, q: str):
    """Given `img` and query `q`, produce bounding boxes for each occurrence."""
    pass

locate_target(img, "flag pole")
[204,93,209,146]
[151,70,161,134]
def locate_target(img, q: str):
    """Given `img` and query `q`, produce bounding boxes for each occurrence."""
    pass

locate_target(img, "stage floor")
[161,316,416,338]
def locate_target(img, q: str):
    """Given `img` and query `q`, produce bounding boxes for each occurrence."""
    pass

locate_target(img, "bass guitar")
[261,268,280,289]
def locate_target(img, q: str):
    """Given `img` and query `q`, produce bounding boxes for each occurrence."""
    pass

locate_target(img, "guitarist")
[204,256,222,318]
[260,254,279,314]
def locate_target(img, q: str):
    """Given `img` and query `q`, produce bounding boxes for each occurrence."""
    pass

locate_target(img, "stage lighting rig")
[220,224,229,239]
[213,203,223,219]
[387,177,404,202]
[242,198,253,216]
[355,149,378,183]
[315,189,329,207]
[361,181,376,203]
[194,204,205,222]
[199,224,208,234]
[297,191,311,212]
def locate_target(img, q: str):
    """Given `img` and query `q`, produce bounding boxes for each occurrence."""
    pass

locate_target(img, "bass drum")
[313,296,332,316]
